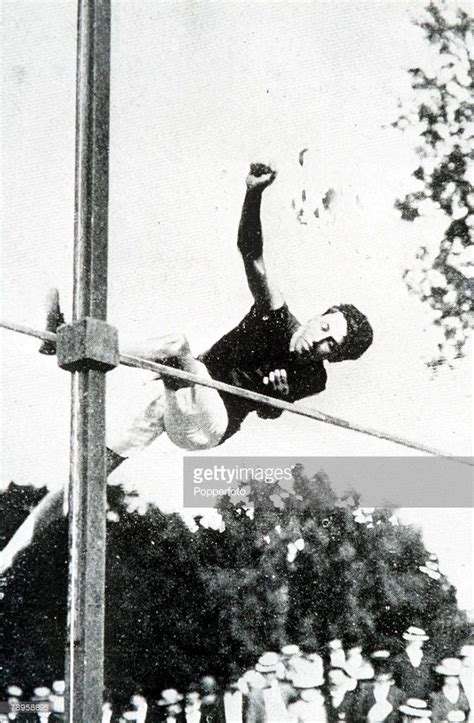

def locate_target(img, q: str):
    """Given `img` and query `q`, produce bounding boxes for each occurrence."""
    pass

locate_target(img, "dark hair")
[323,304,373,362]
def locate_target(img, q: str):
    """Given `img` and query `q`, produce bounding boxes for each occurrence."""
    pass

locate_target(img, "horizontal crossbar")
[1,319,472,466]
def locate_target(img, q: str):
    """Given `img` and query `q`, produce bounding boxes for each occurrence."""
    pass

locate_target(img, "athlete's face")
[290,311,348,361]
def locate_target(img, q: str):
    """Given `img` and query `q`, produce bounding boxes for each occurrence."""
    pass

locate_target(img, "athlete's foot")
[39,288,65,355]
[147,333,191,364]
[246,162,277,192]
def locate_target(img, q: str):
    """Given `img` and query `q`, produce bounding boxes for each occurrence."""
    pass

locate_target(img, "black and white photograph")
[1,1,473,721]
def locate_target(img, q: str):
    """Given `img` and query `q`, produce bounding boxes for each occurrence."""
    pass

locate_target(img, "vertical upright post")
[65,1,111,721]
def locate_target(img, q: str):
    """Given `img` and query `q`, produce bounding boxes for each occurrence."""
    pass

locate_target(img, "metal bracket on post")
[57,319,119,372]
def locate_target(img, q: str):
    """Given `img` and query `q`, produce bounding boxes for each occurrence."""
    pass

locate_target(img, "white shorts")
[107,361,229,455]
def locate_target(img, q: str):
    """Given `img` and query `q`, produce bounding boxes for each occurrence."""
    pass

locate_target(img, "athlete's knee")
[164,384,228,450]
[166,425,224,451]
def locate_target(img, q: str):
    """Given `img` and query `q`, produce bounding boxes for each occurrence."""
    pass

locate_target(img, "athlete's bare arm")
[237,163,284,311]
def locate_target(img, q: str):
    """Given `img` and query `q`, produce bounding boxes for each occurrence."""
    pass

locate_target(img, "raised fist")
[246,162,277,191]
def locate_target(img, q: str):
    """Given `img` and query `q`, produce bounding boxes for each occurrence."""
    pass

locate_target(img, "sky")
[1,1,472,608]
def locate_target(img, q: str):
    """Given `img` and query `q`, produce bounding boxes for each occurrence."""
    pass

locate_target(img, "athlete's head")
[290,304,373,362]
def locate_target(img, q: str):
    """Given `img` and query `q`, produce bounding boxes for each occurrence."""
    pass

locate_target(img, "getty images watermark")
[189,462,294,502]
[183,456,474,509]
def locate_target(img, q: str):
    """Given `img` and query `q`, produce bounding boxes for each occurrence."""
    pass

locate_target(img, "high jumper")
[0,162,373,573]
[50,161,372,463]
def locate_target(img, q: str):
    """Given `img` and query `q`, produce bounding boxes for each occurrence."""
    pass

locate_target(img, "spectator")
[352,651,406,722]
[328,640,346,669]
[325,666,357,722]
[183,685,201,723]
[5,686,23,702]
[198,677,226,723]
[459,645,474,722]
[28,687,52,722]
[223,672,246,723]
[287,662,327,722]
[120,692,151,722]
[241,671,265,693]
[279,646,303,680]
[398,699,432,721]
[102,700,115,723]
[157,689,184,723]
[49,681,65,722]
[344,639,374,682]
[430,658,470,723]
[393,627,434,699]
[1,685,23,722]
[303,652,324,679]
[243,652,294,722]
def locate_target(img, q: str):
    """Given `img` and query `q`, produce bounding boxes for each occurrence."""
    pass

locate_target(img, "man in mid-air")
[105,162,373,465]
[0,163,373,572]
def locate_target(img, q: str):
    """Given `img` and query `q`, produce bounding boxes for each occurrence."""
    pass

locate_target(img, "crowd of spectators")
[2,627,472,722]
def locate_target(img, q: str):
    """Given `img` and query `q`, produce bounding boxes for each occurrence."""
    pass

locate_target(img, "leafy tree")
[1,470,469,703]
[1,484,213,706]
[393,0,473,368]
[0,483,67,694]
[206,468,468,663]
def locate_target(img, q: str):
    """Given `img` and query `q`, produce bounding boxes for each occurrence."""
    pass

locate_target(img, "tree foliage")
[0,472,469,705]
[393,0,473,368]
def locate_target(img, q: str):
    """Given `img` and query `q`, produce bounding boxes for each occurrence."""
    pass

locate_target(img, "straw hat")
[52,680,65,695]
[446,711,466,721]
[6,686,22,698]
[255,652,280,673]
[403,626,429,642]
[281,644,301,657]
[158,689,183,706]
[32,687,51,702]
[399,699,432,718]
[291,663,324,689]
[435,657,463,676]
